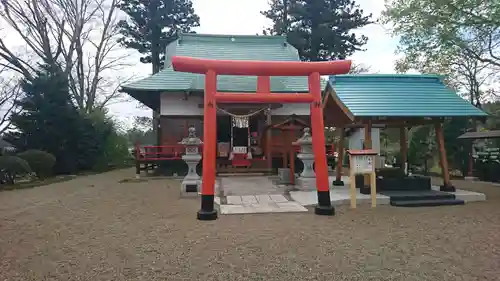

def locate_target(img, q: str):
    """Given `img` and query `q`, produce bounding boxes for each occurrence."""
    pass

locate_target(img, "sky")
[1,0,401,128]
[109,0,401,127]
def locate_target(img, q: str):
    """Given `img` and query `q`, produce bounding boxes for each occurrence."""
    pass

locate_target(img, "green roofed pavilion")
[323,74,487,126]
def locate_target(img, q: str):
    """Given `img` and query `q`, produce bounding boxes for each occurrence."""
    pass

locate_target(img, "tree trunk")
[282,0,288,35]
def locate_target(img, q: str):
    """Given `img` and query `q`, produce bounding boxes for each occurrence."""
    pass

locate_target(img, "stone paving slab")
[216,194,308,214]
[241,195,258,204]
[219,201,307,215]
[215,176,284,196]
[290,186,391,207]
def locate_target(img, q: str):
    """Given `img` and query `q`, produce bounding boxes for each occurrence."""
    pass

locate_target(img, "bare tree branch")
[0,0,130,114]
[0,67,21,133]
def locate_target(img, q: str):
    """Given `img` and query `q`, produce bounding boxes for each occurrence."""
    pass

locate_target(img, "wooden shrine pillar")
[400,126,407,173]
[282,129,288,168]
[363,121,373,186]
[288,129,295,184]
[333,127,345,186]
[265,110,272,172]
[435,123,456,192]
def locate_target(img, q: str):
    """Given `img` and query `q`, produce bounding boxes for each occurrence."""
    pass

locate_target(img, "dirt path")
[1,170,499,281]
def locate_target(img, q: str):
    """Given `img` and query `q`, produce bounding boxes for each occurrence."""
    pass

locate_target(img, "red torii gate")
[172,56,352,220]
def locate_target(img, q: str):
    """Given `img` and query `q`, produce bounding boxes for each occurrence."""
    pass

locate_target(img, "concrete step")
[391,199,465,207]
[381,190,455,202]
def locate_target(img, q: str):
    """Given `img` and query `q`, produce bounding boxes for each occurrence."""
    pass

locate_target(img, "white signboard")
[351,155,374,174]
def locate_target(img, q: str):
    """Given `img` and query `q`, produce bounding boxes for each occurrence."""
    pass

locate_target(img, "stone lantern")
[179,127,203,196]
[293,127,316,190]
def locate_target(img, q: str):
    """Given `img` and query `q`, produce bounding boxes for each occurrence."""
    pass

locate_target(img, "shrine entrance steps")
[381,190,465,207]
[214,175,307,214]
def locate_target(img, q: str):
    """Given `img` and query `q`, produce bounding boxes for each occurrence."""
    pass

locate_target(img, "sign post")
[347,149,378,209]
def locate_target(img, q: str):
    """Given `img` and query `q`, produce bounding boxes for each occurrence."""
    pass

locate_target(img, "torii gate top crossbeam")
[172,56,352,76]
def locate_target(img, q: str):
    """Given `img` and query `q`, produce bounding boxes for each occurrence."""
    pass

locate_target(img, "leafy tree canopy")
[117,0,200,73]
[262,0,372,61]
[382,0,500,70]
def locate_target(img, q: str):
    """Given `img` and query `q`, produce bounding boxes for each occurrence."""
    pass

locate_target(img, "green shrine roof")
[122,33,325,93]
[328,74,487,117]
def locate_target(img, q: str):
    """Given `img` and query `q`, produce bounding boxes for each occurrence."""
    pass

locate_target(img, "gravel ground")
[1,168,500,281]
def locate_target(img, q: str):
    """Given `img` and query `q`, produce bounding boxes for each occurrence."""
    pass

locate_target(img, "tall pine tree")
[117,0,200,74]
[4,65,109,174]
[262,0,372,61]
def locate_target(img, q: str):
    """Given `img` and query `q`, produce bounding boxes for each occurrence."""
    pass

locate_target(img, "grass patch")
[0,175,76,191]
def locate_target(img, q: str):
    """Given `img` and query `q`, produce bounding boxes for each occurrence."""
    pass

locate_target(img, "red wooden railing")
[135,144,336,161]
[135,144,204,161]
[270,144,336,156]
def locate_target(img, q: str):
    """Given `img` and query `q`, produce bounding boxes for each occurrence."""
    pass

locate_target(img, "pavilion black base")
[332,180,344,186]
[391,199,464,207]
[440,184,456,192]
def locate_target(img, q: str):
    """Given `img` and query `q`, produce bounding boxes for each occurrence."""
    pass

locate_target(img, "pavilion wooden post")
[332,127,345,186]
[362,121,373,192]
[435,122,456,192]
[400,127,408,174]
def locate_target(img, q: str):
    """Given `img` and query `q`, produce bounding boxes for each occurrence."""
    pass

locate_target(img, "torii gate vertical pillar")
[309,72,334,215]
[197,70,218,220]
[171,56,352,220]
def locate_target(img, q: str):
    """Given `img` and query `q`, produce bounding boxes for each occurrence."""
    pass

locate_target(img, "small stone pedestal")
[179,127,203,197]
[293,128,316,190]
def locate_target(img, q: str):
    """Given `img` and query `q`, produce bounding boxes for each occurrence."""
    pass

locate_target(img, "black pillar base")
[332,179,344,186]
[440,184,456,192]
[197,209,218,220]
[360,185,371,195]
[197,194,218,221]
[314,190,335,216]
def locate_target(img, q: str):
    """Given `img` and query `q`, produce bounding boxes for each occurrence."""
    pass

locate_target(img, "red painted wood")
[172,56,352,76]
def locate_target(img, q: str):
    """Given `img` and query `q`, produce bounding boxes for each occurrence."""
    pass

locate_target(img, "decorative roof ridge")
[329,74,446,84]
[178,33,288,45]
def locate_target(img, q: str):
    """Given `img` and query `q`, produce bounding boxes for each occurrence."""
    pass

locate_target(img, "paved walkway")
[214,176,306,214]
[214,175,487,214]
[215,194,307,214]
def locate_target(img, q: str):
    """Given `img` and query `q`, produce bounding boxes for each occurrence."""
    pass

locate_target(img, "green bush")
[17,150,56,179]
[0,156,32,185]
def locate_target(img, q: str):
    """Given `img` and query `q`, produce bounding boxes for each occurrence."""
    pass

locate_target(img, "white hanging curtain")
[232,116,249,128]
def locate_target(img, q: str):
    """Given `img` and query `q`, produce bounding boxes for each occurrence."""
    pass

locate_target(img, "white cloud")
[1,0,401,127]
